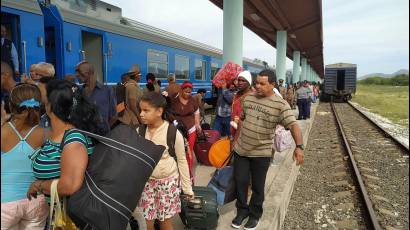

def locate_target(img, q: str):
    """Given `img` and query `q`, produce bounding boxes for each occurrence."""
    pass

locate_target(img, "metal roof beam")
[248,0,284,29]
[289,17,320,33]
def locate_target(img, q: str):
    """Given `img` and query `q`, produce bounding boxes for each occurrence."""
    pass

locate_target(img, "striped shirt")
[31,129,94,180]
[234,93,296,157]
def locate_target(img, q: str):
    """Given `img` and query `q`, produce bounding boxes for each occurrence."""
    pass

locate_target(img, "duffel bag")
[207,166,236,206]
[66,124,165,230]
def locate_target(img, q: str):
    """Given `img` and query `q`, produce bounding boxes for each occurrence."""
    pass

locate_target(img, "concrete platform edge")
[263,103,319,230]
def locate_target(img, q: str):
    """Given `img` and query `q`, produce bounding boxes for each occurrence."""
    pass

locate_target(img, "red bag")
[194,130,221,166]
[212,61,244,88]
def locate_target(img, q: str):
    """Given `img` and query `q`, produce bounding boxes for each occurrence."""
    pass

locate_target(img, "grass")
[352,84,409,126]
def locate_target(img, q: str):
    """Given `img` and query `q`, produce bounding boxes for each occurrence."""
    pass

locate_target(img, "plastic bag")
[49,180,78,230]
[273,125,293,152]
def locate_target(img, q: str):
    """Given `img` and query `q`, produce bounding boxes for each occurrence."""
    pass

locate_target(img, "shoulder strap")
[23,125,39,140]
[59,129,71,151]
[166,123,178,161]
[138,124,147,138]
[7,122,23,140]
[166,123,182,188]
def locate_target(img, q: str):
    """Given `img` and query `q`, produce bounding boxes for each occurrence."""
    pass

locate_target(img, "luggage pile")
[178,123,236,229]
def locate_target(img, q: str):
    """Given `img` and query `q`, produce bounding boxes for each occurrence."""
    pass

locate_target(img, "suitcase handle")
[181,195,207,217]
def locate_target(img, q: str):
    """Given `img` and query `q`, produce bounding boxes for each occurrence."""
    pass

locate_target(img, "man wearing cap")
[231,69,304,230]
[230,70,252,142]
[118,64,143,127]
[164,73,180,98]
[295,80,312,120]
[76,61,117,132]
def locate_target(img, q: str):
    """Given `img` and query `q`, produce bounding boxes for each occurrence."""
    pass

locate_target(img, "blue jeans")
[213,115,231,137]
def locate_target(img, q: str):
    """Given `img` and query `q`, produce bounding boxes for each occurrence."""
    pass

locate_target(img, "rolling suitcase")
[194,130,220,166]
[180,186,219,230]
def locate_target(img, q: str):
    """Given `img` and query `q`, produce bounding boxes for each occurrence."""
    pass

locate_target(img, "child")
[137,92,194,230]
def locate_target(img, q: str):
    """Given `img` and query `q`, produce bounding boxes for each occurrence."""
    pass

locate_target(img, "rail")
[330,101,382,230]
[347,101,409,152]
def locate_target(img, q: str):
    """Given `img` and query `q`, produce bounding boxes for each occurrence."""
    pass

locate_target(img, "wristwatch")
[296,144,304,150]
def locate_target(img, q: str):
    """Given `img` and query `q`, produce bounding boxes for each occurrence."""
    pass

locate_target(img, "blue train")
[1,0,265,103]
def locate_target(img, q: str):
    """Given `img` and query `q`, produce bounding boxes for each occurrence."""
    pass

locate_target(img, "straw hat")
[127,64,141,75]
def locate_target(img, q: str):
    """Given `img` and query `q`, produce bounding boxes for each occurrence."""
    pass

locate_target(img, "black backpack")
[138,123,178,160]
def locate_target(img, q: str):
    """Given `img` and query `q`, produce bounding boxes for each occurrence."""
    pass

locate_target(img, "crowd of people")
[1,47,318,229]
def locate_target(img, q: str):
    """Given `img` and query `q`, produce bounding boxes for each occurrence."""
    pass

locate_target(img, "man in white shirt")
[1,25,19,77]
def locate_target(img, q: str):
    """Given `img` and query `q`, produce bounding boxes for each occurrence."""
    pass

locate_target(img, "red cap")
[181,81,193,89]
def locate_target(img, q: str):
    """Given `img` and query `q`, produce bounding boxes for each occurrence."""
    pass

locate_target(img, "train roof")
[7,0,263,68]
[326,63,357,68]
[2,0,43,15]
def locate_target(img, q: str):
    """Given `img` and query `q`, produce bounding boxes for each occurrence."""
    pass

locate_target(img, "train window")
[148,49,168,79]
[195,59,206,80]
[175,55,189,79]
[211,63,219,80]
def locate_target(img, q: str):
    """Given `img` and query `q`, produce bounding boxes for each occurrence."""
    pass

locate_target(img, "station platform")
[130,103,318,230]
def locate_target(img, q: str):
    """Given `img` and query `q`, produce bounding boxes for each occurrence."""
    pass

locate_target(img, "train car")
[322,63,357,101]
[1,0,264,104]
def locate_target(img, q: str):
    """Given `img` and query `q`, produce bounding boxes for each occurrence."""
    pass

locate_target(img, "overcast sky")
[103,0,409,77]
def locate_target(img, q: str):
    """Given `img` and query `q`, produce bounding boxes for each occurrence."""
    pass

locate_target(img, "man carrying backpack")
[118,64,143,128]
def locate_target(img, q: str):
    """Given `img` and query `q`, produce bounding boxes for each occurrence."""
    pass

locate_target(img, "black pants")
[233,152,271,219]
[297,98,308,119]
[306,100,311,118]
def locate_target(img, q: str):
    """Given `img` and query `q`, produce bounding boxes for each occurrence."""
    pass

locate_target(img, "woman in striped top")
[26,79,106,206]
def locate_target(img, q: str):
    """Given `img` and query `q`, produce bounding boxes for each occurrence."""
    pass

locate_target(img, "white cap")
[237,71,252,85]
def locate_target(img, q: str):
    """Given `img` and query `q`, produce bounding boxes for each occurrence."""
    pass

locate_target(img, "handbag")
[273,125,293,152]
[49,180,78,230]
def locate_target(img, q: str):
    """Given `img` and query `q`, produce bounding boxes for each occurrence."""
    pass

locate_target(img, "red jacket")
[230,90,251,140]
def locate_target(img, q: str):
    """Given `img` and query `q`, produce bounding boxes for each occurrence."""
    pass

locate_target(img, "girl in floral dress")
[137,92,193,230]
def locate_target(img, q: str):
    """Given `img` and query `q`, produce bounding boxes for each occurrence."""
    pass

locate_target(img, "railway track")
[283,102,408,230]
[331,102,409,230]
[346,101,409,151]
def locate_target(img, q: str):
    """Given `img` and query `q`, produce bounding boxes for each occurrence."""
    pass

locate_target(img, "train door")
[1,13,21,76]
[337,69,345,90]
[39,2,65,78]
[81,31,104,83]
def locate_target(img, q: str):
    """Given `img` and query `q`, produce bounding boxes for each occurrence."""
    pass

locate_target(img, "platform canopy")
[210,0,324,77]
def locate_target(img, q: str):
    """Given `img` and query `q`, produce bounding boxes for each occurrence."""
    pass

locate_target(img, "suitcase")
[194,130,220,166]
[180,186,219,230]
